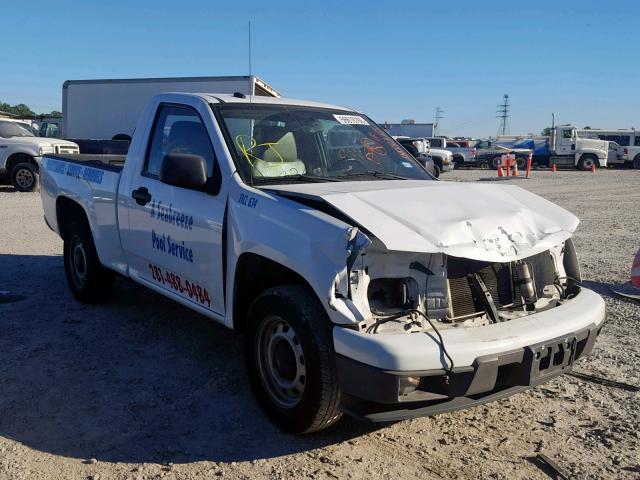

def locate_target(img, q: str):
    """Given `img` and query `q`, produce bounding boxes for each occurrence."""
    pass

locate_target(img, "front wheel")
[490,156,502,169]
[432,165,441,178]
[634,155,640,169]
[577,154,597,171]
[10,162,39,192]
[245,285,341,433]
[63,218,114,303]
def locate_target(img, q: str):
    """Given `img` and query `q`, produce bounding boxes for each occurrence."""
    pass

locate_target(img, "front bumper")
[333,288,605,421]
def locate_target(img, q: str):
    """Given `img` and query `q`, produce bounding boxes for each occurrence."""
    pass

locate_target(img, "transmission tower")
[496,94,510,136]
[434,107,444,136]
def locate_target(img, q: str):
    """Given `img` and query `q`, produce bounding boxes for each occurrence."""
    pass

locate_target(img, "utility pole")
[496,94,510,137]
[434,107,444,136]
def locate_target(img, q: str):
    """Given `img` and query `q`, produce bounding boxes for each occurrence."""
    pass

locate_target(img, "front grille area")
[447,251,555,318]
[55,145,79,154]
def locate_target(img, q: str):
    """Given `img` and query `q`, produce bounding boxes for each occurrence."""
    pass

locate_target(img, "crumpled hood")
[265,180,579,262]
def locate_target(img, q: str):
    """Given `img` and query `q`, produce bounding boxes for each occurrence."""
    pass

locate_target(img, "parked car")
[394,137,437,177]
[40,92,605,433]
[426,137,476,168]
[0,119,78,191]
[395,136,453,176]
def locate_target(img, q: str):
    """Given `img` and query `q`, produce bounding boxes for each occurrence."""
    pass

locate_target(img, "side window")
[562,129,572,139]
[145,104,216,180]
[635,136,640,147]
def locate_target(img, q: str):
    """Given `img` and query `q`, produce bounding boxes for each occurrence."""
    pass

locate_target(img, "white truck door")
[556,128,574,155]
[121,103,225,315]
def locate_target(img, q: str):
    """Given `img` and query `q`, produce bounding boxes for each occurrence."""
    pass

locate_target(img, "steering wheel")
[328,158,370,174]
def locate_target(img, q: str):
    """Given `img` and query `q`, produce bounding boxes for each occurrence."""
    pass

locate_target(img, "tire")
[577,154,597,171]
[433,165,441,178]
[10,162,39,192]
[634,155,640,170]
[245,285,341,433]
[63,217,114,303]
[515,156,527,169]
[490,156,502,169]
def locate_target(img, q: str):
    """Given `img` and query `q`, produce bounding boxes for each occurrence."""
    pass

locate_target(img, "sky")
[3,0,639,137]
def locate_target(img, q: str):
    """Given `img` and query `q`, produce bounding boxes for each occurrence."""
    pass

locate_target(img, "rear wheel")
[63,217,114,303]
[245,285,341,433]
[577,154,597,171]
[10,162,39,192]
[490,156,502,169]
[515,156,527,169]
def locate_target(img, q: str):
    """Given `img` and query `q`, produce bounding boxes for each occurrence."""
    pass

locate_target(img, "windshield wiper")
[252,174,341,185]
[334,171,408,180]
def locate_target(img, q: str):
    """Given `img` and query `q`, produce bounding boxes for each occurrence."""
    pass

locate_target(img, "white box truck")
[62,75,280,141]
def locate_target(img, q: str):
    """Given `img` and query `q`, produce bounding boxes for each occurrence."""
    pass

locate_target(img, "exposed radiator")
[447,251,555,318]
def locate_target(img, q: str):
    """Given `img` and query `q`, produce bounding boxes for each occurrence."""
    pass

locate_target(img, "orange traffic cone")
[591,163,596,173]
[497,164,504,177]
[551,162,557,173]
[612,248,640,300]
[513,162,519,176]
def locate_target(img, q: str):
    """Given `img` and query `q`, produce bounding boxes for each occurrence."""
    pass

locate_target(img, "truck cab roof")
[181,92,356,113]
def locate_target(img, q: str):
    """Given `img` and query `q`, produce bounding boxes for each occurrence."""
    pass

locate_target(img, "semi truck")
[39,92,604,433]
[548,123,610,170]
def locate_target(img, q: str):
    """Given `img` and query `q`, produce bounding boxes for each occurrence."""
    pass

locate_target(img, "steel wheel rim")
[71,236,87,287]
[583,157,594,169]
[256,315,306,408]
[15,168,34,189]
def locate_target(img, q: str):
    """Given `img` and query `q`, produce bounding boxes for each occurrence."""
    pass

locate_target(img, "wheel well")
[232,253,313,333]
[6,153,37,174]
[581,153,600,167]
[56,196,88,240]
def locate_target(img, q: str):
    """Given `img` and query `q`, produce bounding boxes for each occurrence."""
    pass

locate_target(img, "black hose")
[366,309,455,375]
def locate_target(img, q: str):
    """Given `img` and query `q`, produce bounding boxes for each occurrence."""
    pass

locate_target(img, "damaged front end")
[346,236,583,334]
[331,234,604,422]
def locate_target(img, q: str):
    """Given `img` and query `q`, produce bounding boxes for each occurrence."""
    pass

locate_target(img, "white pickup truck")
[40,92,605,433]
[0,119,79,191]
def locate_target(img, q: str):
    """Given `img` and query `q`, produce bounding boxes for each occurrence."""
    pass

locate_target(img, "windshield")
[0,121,35,138]
[213,104,433,185]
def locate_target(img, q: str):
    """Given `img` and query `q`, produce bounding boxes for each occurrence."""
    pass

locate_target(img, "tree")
[541,127,551,136]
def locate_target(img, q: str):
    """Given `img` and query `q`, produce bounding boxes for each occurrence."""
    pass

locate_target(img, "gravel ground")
[0,170,638,480]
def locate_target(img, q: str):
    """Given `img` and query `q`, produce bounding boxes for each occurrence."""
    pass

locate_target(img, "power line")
[496,94,510,136]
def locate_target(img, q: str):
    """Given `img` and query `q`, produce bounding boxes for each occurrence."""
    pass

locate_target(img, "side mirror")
[160,153,208,189]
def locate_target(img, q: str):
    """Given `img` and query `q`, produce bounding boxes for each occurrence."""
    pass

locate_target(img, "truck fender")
[225,185,367,331]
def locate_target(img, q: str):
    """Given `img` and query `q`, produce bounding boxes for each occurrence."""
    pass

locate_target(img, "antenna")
[496,94,510,136]
[248,20,252,79]
[434,107,444,136]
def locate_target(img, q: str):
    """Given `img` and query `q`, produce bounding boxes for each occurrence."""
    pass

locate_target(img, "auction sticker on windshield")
[333,114,369,125]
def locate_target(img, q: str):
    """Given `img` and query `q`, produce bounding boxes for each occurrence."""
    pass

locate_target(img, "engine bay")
[348,238,582,334]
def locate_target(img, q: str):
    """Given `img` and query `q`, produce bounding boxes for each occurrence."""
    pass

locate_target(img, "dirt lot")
[0,170,638,480]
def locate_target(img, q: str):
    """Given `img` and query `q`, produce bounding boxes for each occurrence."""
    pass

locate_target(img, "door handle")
[131,187,151,206]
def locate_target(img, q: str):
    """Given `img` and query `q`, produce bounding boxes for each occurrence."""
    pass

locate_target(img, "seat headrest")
[167,121,210,158]
[262,131,298,163]
[328,126,358,147]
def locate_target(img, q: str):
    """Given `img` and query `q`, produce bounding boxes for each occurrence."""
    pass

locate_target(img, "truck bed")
[44,154,126,172]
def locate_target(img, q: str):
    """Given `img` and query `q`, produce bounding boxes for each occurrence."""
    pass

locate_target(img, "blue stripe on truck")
[46,158,105,185]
